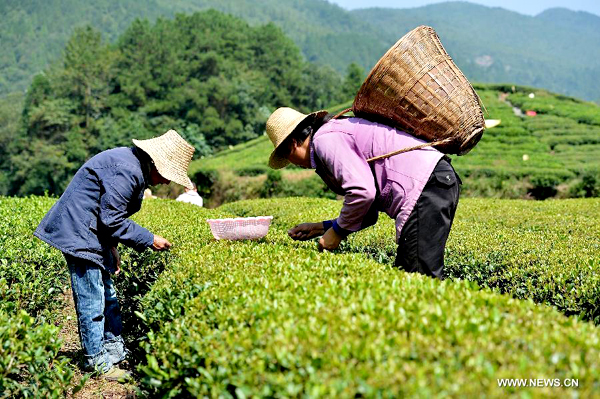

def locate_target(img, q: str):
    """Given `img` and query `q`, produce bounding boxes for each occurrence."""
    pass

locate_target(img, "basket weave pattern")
[206,216,273,240]
[353,26,484,155]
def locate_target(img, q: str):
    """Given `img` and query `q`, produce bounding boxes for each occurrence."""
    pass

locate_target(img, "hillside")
[0,0,166,95]
[352,3,600,103]
[2,1,600,102]
[0,10,350,197]
[190,84,600,205]
[0,0,387,96]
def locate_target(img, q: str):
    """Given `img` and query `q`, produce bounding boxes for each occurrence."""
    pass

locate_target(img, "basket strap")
[332,107,353,120]
[367,138,451,162]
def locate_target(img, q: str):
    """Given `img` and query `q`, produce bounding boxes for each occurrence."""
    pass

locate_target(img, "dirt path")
[498,92,524,117]
[59,289,137,398]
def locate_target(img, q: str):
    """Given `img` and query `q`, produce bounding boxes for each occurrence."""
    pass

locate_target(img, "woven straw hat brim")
[132,130,195,189]
[268,152,291,170]
[267,108,328,169]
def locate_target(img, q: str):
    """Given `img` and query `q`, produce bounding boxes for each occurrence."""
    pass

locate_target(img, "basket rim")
[206,216,273,223]
[355,25,434,107]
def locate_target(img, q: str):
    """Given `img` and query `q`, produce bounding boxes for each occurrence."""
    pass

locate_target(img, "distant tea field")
[190,84,600,206]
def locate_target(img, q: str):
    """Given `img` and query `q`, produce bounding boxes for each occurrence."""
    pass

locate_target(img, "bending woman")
[265,107,461,279]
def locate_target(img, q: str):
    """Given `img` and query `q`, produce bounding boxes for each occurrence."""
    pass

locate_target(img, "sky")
[328,0,600,17]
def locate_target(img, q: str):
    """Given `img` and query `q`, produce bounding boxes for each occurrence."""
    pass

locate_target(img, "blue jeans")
[66,255,127,372]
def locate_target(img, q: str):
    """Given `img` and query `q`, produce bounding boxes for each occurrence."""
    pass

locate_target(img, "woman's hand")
[288,222,324,241]
[111,246,121,275]
[318,228,342,251]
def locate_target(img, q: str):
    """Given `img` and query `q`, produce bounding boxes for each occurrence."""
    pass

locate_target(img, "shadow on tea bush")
[528,174,560,199]
[115,248,173,365]
[259,169,283,198]
[192,169,219,199]
[570,170,600,198]
[236,165,269,177]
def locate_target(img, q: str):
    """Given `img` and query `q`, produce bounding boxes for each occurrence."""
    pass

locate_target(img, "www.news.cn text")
[497,378,579,388]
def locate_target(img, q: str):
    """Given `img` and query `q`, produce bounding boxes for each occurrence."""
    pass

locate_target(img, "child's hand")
[151,235,172,251]
[111,247,121,275]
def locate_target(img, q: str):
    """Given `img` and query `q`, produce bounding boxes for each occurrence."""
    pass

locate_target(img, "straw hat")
[266,107,327,169]
[485,119,501,128]
[132,130,195,189]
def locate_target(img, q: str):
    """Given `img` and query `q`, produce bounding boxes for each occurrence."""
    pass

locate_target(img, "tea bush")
[0,196,75,396]
[4,196,600,396]
[570,171,600,198]
[278,174,337,200]
[118,200,235,361]
[446,198,600,323]
[0,309,78,398]
[236,165,270,177]
[452,86,600,199]
[222,197,600,324]
[508,90,600,126]
[0,196,68,320]
[0,197,211,391]
[136,198,600,397]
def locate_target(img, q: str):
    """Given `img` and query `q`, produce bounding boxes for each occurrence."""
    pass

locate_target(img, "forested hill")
[351,4,600,103]
[0,10,357,196]
[2,0,600,102]
[0,0,387,96]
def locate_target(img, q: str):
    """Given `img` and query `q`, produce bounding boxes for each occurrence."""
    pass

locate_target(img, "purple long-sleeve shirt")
[310,117,444,242]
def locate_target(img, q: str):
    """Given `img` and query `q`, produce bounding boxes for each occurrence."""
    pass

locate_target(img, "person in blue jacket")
[34,130,195,380]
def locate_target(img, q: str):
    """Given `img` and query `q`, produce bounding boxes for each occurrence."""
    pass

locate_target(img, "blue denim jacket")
[34,147,154,272]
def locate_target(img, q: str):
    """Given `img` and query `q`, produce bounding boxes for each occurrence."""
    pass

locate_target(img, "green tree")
[59,26,116,132]
[0,93,24,195]
[6,10,344,196]
[341,62,365,101]
[10,26,116,195]
[10,140,73,196]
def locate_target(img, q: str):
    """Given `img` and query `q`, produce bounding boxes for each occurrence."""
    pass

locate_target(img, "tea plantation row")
[0,197,76,397]
[2,196,599,396]
[133,198,598,396]
[0,197,224,396]
[223,197,600,324]
[0,196,234,396]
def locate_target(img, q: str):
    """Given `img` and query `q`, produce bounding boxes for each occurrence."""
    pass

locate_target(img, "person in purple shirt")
[34,130,195,380]
[266,108,461,279]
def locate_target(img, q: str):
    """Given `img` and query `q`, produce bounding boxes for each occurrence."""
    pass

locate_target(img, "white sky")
[328,0,600,16]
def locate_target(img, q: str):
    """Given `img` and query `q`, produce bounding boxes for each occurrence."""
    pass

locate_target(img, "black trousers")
[395,157,461,279]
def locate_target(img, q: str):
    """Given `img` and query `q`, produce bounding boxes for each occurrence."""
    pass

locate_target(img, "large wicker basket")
[350,25,485,156]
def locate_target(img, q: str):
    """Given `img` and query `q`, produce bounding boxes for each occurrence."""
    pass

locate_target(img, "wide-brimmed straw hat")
[266,107,327,169]
[132,130,195,189]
